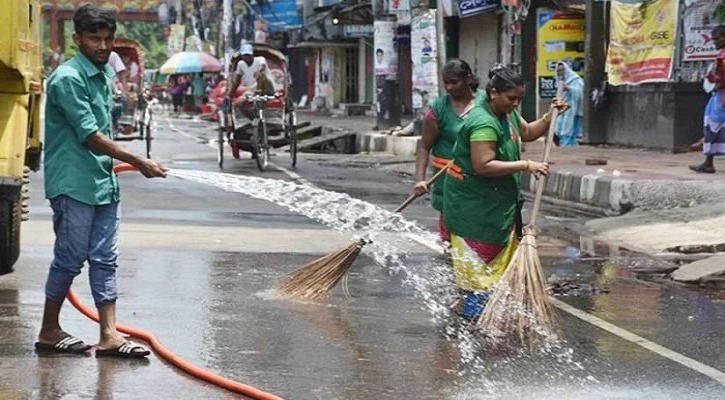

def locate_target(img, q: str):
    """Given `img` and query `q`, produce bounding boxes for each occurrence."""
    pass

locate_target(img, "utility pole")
[373,1,401,130]
[222,0,233,72]
[434,0,446,96]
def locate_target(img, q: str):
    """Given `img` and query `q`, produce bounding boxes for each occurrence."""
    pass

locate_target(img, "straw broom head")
[477,226,556,347]
[277,240,364,300]
[276,162,452,301]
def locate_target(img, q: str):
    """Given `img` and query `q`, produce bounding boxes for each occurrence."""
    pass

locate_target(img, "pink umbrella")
[159,51,222,74]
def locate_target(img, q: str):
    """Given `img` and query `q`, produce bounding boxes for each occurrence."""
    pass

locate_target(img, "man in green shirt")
[36,5,167,358]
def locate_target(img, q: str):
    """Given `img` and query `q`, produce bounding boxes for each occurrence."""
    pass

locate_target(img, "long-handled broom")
[277,161,454,300]
[477,97,565,346]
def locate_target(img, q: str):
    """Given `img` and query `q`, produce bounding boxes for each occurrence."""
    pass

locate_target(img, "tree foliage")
[116,21,168,69]
[716,1,725,23]
[43,21,170,71]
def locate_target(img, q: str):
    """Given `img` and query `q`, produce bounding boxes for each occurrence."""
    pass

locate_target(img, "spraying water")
[169,168,596,391]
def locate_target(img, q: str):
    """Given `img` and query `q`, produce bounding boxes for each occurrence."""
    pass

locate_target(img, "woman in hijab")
[554,62,584,147]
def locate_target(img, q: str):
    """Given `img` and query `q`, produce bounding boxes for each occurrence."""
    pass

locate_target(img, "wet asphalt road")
[1,115,724,399]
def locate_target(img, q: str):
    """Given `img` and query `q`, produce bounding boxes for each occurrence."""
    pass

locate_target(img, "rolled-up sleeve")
[50,74,100,142]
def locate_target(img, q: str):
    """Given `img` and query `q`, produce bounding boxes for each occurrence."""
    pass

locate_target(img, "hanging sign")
[457,0,499,19]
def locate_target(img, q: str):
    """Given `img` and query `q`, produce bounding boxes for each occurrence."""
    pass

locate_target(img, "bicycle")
[244,92,278,171]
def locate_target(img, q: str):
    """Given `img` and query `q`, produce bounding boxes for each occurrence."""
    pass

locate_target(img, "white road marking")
[168,117,300,168]
[278,167,725,387]
[404,229,725,387]
[165,117,204,143]
[551,298,725,386]
[171,116,725,386]
[270,162,311,186]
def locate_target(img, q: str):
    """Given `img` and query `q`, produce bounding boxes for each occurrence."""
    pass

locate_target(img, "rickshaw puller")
[225,43,276,123]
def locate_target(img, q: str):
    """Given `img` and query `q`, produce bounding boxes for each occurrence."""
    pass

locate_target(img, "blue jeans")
[45,195,120,308]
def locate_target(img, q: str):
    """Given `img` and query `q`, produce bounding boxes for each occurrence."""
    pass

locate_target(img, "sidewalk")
[298,111,725,284]
[299,112,725,213]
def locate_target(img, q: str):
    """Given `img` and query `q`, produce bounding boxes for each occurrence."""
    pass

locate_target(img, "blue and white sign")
[457,0,499,18]
[253,0,303,32]
[317,0,343,7]
[343,24,375,38]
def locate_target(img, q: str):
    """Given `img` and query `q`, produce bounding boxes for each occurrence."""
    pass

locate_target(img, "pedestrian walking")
[413,59,485,242]
[169,74,189,113]
[442,65,568,321]
[36,4,168,358]
[554,61,584,146]
[690,26,725,174]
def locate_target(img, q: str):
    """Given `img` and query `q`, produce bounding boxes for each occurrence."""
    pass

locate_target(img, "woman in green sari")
[443,65,567,321]
[413,59,485,242]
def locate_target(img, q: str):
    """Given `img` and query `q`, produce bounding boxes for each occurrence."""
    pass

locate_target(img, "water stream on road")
[170,169,598,396]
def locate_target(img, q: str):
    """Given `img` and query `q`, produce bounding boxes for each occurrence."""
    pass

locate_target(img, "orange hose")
[112,162,138,174]
[64,162,284,400]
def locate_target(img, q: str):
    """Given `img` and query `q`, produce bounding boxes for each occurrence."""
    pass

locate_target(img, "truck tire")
[0,198,21,275]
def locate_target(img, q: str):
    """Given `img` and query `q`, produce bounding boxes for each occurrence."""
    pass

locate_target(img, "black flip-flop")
[35,335,92,354]
[95,341,150,359]
[689,164,716,174]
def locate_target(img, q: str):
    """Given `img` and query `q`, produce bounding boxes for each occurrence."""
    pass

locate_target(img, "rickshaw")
[111,38,154,159]
[211,42,298,171]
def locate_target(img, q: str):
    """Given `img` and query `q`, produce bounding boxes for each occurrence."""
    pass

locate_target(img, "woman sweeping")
[443,65,567,321]
[690,26,725,174]
[554,62,583,147]
[413,59,485,242]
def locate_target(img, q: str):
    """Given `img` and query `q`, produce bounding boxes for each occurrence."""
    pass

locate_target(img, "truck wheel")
[0,198,21,275]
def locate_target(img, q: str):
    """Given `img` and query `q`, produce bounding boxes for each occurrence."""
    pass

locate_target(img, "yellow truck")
[0,0,43,275]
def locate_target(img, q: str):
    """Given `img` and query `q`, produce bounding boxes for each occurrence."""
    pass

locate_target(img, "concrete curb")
[357,132,419,157]
[522,171,634,214]
[671,254,725,283]
[356,132,721,214]
[522,171,721,214]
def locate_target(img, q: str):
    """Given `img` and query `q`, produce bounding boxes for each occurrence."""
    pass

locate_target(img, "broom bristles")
[477,227,556,347]
[277,241,364,300]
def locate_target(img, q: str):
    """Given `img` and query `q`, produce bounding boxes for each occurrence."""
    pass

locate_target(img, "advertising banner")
[389,0,410,12]
[389,0,412,25]
[374,20,398,76]
[682,0,720,61]
[167,23,186,57]
[606,0,679,85]
[411,10,439,110]
[536,9,585,99]
[254,0,303,33]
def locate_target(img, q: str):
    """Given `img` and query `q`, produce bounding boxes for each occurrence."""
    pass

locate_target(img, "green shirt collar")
[74,52,114,79]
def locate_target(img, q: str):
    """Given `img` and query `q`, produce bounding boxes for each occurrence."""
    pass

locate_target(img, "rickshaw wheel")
[136,120,144,139]
[144,111,153,159]
[288,111,297,168]
[253,120,269,172]
[217,111,225,169]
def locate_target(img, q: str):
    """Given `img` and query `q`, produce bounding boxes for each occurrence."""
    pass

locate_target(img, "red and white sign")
[682,0,720,61]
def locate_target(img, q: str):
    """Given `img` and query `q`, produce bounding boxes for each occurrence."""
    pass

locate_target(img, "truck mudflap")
[0,181,23,275]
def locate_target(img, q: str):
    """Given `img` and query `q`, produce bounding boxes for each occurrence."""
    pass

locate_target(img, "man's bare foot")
[96,335,150,358]
[38,328,72,345]
[96,334,130,352]
[36,329,92,354]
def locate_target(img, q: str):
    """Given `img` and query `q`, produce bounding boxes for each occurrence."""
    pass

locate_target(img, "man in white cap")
[226,43,275,100]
